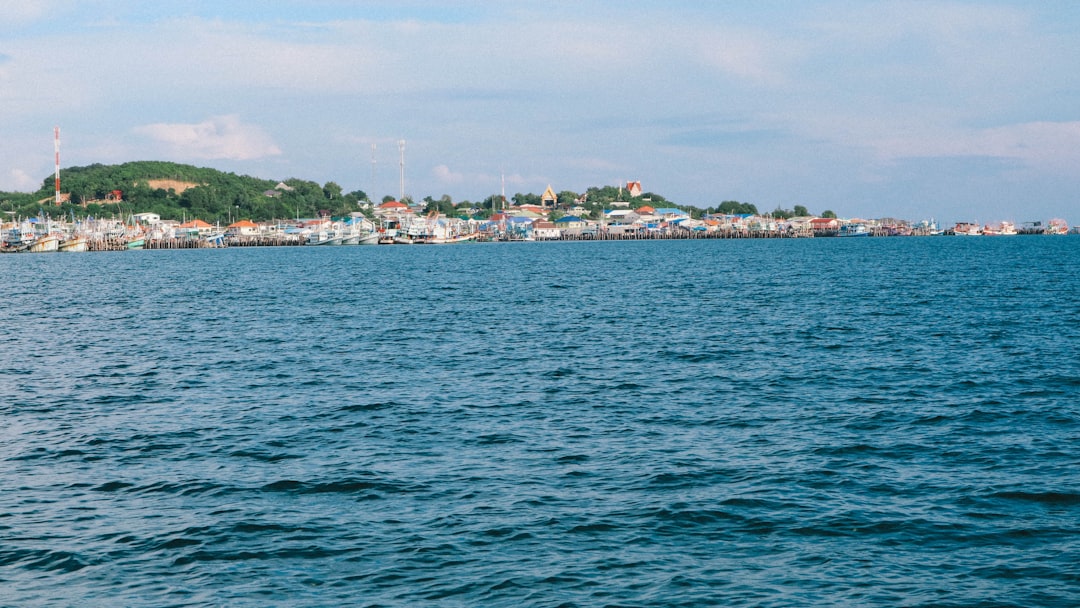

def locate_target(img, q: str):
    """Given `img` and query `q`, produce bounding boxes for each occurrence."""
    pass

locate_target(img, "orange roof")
[179,219,213,228]
[379,200,407,209]
[636,206,655,214]
[228,220,259,228]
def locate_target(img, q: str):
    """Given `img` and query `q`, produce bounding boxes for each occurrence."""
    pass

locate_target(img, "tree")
[822,210,837,219]
[793,205,809,217]
[323,181,343,200]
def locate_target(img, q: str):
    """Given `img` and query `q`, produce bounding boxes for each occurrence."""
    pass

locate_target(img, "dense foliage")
[0,161,812,222]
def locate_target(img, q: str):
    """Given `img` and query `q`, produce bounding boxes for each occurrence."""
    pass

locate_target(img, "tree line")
[0,161,830,223]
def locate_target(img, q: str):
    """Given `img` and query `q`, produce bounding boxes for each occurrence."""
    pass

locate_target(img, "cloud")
[133,115,282,160]
[873,121,1080,174]
[433,164,465,184]
[0,0,52,25]
[8,169,39,192]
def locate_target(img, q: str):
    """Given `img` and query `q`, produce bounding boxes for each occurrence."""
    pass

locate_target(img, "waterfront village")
[2,181,1074,253]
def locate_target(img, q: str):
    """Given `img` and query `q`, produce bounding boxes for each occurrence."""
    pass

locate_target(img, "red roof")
[379,200,407,209]
[179,219,213,228]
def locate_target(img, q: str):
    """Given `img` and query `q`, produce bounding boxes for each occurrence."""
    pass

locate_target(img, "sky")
[2,0,1078,224]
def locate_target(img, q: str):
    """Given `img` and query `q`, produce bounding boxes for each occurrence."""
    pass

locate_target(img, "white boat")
[953,222,982,236]
[58,236,88,252]
[1046,219,1069,235]
[27,234,60,253]
[983,221,1017,236]
[306,230,343,246]
[837,224,870,237]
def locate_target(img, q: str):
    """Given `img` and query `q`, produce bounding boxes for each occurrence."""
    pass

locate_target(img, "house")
[375,200,410,216]
[810,217,840,233]
[177,219,215,237]
[532,221,562,240]
[519,205,548,217]
[605,209,639,224]
[554,215,587,229]
[227,220,261,237]
[132,212,161,225]
[653,208,690,221]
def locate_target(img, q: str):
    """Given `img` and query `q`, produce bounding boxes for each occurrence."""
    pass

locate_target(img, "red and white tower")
[54,126,61,206]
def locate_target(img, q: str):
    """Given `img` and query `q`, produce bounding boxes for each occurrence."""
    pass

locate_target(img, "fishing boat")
[58,235,88,252]
[837,223,870,237]
[952,222,982,236]
[982,221,1017,236]
[306,230,343,246]
[1046,218,1069,235]
[26,234,60,252]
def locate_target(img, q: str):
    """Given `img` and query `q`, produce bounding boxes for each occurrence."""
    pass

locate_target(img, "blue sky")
[2,0,1078,224]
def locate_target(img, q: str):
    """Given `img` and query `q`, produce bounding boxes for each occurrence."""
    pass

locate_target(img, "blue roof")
[555,215,584,223]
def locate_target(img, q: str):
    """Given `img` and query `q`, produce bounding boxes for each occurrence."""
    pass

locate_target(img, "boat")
[982,221,1017,236]
[837,223,870,237]
[27,234,60,253]
[952,222,982,236]
[306,230,343,246]
[1046,219,1069,235]
[58,235,88,252]
[126,237,145,250]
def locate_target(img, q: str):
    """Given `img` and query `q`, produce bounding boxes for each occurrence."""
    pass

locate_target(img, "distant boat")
[982,221,1017,236]
[953,222,982,236]
[837,224,870,237]
[126,237,145,250]
[306,230,343,246]
[28,234,60,253]
[58,236,88,252]
[1046,219,1069,235]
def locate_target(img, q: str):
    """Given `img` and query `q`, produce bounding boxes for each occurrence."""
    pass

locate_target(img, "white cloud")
[0,0,53,25]
[133,115,282,160]
[870,121,1080,174]
[433,164,465,184]
[8,169,39,192]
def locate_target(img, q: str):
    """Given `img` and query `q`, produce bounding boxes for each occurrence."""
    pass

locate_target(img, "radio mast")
[398,139,405,202]
[54,127,61,205]
[370,143,377,201]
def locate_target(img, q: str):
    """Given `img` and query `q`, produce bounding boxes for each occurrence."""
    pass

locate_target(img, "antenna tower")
[370,143,377,200]
[54,126,61,206]
[398,139,406,202]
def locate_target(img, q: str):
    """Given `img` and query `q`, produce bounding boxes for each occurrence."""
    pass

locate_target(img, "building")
[227,220,261,237]
[541,185,558,209]
[532,221,562,240]
[626,181,643,198]
[132,212,161,225]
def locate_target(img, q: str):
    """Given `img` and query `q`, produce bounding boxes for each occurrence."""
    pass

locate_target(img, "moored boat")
[953,222,982,236]
[58,236,88,252]
[1046,218,1069,235]
[837,223,870,237]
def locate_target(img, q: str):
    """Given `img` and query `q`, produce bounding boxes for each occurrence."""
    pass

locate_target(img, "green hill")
[2,161,363,223]
[0,161,746,222]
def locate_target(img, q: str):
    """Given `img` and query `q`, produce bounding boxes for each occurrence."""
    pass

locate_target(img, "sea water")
[1,237,1078,607]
